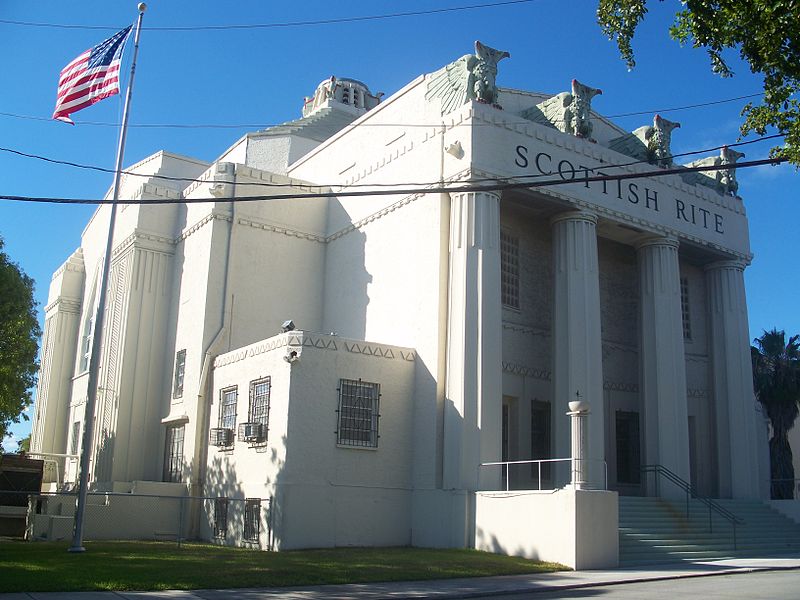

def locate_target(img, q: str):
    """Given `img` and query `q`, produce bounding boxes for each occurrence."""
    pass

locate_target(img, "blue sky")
[1,1,797,451]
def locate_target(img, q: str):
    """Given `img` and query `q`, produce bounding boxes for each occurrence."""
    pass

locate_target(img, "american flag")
[53,26,133,124]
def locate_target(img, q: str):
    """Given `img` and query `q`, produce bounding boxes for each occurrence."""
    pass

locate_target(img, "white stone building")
[30,46,771,568]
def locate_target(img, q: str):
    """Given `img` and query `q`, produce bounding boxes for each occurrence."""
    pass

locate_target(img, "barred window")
[680,276,692,340]
[336,379,380,448]
[501,230,520,309]
[249,378,271,427]
[219,387,238,430]
[173,349,186,399]
[213,497,228,538]
[163,425,184,483]
[70,421,81,455]
[244,498,261,542]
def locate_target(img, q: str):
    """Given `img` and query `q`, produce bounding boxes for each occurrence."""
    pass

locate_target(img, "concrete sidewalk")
[3,555,800,599]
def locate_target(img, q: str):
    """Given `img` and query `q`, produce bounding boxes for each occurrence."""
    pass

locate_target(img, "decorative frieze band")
[603,381,639,393]
[502,361,551,381]
[44,297,82,315]
[213,332,414,368]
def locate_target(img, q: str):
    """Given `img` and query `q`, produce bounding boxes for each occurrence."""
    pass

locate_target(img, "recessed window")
[680,276,692,340]
[616,411,641,485]
[219,387,238,430]
[244,498,261,542]
[70,421,81,455]
[163,424,185,483]
[173,350,186,399]
[531,400,552,482]
[501,230,520,309]
[336,379,380,448]
[213,497,228,538]
[239,378,270,443]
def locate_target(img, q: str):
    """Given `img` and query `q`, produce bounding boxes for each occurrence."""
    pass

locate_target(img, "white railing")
[479,458,608,491]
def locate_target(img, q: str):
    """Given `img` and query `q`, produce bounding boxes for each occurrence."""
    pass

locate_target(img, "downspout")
[189,162,237,536]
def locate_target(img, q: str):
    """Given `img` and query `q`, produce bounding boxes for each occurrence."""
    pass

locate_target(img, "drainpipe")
[188,162,237,537]
[437,121,451,489]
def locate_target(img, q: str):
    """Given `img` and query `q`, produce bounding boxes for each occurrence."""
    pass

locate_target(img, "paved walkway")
[3,555,800,599]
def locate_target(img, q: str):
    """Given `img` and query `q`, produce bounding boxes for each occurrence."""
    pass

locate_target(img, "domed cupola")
[302,76,383,118]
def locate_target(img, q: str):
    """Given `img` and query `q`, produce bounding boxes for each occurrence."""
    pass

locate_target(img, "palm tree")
[751,329,800,499]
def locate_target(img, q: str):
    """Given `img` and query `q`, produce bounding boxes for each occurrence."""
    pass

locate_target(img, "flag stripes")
[53,26,132,124]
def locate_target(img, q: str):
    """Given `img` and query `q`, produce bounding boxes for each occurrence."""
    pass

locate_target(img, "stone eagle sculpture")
[684,146,745,196]
[425,40,510,115]
[609,114,681,167]
[534,79,603,140]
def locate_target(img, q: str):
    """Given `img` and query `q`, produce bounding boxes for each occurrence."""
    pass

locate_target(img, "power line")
[0,0,538,31]
[0,93,765,129]
[0,157,785,205]
[0,134,784,191]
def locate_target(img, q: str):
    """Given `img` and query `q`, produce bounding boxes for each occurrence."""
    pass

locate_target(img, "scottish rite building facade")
[30,42,769,561]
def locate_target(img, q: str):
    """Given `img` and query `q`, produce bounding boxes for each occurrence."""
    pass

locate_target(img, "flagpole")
[69,2,147,554]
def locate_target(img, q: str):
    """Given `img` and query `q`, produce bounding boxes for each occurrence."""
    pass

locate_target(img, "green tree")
[597,0,800,165]
[751,329,800,499]
[0,236,40,441]
[17,435,30,453]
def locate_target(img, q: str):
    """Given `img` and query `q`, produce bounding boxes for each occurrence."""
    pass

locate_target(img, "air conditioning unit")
[209,428,234,447]
[239,422,265,442]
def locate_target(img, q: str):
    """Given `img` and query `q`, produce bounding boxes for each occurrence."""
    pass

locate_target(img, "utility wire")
[0,134,784,191]
[0,157,785,205]
[0,0,538,31]
[0,93,765,129]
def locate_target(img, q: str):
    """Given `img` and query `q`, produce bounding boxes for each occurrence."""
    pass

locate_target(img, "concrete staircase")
[619,495,800,566]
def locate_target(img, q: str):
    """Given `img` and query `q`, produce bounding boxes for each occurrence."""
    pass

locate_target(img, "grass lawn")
[0,541,567,592]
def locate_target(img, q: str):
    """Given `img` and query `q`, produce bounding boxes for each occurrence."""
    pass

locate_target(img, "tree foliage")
[598,0,800,165]
[751,329,800,499]
[0,237,40,440]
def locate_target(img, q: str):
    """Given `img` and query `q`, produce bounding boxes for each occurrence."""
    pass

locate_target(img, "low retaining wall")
[474,488,618,570]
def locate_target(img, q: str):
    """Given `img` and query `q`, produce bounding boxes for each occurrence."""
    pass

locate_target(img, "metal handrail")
[641,464,743,549]
[480,458,608,491]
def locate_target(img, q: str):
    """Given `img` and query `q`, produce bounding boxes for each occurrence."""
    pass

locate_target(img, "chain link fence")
[0,490,273,549]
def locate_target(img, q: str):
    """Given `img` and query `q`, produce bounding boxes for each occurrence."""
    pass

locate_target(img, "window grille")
[501,230,520,309]
[173,349,186,399]
[219,387,238,430]
[70,421,81,455]
[213,497,229,538]
[244,498,261,542]
[680,276,692,340]
[336,379,380,448]
[249,377,271,429]
[162,425,184,483]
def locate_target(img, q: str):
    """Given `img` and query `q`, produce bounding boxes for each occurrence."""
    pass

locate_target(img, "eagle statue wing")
[425,54,476,116]
[608,131,650,162]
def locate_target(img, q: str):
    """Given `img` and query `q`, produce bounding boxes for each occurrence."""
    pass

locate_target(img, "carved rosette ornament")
[425,40,510,116]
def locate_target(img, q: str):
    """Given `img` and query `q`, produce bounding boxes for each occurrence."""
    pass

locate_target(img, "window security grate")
[244,498,260,542]
[336,379,380,448]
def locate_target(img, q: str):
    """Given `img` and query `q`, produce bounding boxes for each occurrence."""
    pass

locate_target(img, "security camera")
[281,320,296,332]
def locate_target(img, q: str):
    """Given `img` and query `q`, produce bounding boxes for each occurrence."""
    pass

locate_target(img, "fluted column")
[443,191,503,491]
[551,211,604,475]
[637,237,690,494]
[706,260,767,498]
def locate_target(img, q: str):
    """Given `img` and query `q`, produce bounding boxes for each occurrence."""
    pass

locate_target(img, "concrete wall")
[475,488,618,569]
[208,331,417,549]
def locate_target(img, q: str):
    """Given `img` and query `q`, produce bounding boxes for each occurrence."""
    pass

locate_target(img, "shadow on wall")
[323,201,371,340]
[476,528,543,563]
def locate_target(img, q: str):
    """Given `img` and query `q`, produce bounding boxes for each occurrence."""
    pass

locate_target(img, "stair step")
[618,496,800,566]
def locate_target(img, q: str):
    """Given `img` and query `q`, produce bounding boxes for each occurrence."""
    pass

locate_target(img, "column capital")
[704,259,748,273]
[550,210,597,228]
[634,235,679,252]
[449,190,501,202]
